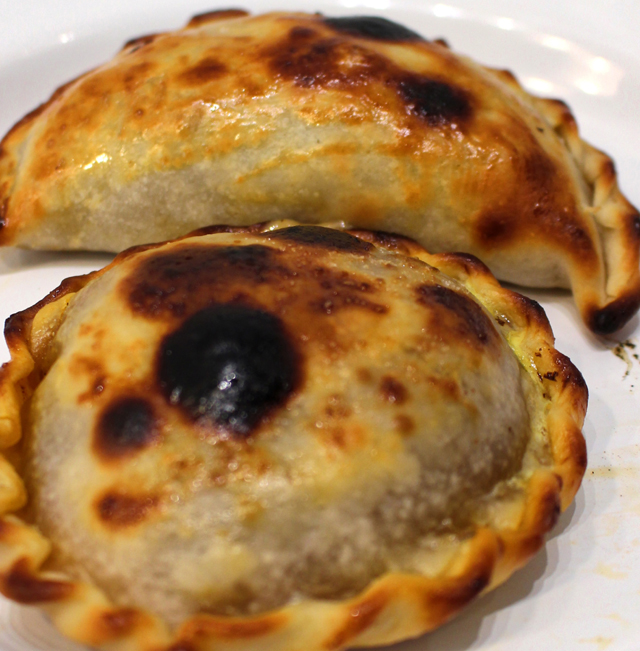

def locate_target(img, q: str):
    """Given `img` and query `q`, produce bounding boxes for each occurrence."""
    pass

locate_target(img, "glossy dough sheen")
[0,11,638,335]
[0,223,587,651]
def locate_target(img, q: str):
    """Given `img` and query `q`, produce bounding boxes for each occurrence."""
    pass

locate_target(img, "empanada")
[0,10,638,334]
[0,222,586,651]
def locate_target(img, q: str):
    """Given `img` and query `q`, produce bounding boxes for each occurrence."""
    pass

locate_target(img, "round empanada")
[0,10,637,334]
[0,222,586,651]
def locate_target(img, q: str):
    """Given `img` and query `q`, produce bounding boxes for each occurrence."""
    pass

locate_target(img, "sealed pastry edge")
[0,222,587,651]
[513,86,640,336]
[0,9,638,335]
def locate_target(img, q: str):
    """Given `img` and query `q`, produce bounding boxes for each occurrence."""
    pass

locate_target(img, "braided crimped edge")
[483,66,640,336]
[0,222,587,651]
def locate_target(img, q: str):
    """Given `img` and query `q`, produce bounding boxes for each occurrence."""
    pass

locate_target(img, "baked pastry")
[0,10,638,335]
[0,222,586,651]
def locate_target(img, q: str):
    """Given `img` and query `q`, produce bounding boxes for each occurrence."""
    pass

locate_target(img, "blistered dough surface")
[1,11,638,333]
[27,226,533,624]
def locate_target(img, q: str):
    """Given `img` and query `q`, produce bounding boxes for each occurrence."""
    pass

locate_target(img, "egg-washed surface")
[0,10,637,335]
[28,224,529,622]
[0,223,587,651]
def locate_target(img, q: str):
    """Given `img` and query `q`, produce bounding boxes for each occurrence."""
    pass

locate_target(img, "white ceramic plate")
[0,1,639,649]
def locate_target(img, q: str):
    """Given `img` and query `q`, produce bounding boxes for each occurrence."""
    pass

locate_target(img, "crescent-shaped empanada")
[0,222,586,651]
[0,11,638,334]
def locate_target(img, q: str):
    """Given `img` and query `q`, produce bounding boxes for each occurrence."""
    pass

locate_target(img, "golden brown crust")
[0,221,587,651]
[0,11,636,334]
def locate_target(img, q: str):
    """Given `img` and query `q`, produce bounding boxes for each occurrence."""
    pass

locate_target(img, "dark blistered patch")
[523,151,556,186]
[0,198,8,231]
[510,293,551,331]
[123,33,158,53]
[426,375,461,401]
[309,267,387,315]
[630,213,640,241]
[289,26,318,41]
[266,35,384,89]
[346,229,416,255]
[312,293,387,315]
[531,481,562,534]
[179,57,228,86]
[397,76,471,126]
[158,304,300,436]
[96,492,159,528]
[268,225,373,253]
[588,290,640,335]
[266,26,469,132]
[187,9,250,28]
[379,376,408,404]
[1,559,73,604]
[556,220,594,256]
[437,252,493,278]
[474,211,520,248]
[416,285,498,346]
[94,397,158,461]
[126,244,287,318]
[442,571,491,611]
[551,349,588,393]
[394,414,415,436]
[323,16,425,42]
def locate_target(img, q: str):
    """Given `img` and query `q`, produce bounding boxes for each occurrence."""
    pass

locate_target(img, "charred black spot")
[416,284,497,345]
[268,225,373,253]
[158,304,300,436]
[588,291,640,335]
[324,16,425,42]
[95,398,158,460]
[397,76,470,126]
[127,244,286,318]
